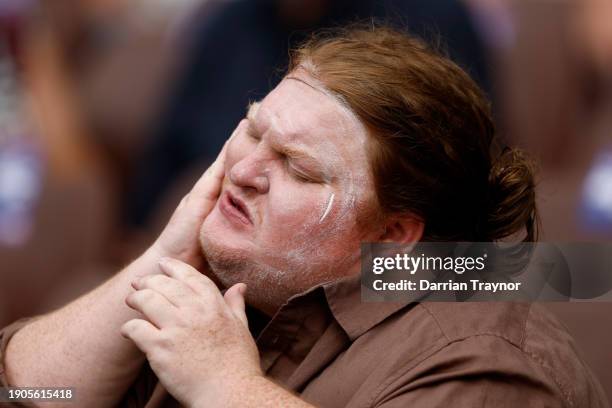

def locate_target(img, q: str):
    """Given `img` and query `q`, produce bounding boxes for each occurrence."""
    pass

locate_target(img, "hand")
[120,258,262,407]
[147,143,227,269]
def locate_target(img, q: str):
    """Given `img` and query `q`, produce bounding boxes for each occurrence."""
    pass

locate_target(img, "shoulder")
[370,302,608,408]
[417,302,530,345]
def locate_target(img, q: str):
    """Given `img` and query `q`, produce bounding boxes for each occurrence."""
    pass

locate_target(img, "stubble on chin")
[199,232,297,314]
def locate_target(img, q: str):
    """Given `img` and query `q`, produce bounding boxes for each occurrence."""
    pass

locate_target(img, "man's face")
[200,71,377,313]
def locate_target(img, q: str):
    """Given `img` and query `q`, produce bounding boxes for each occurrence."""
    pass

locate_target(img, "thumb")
[224,283,249,328]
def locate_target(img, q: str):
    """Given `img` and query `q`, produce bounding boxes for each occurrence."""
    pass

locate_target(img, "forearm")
[201,376,316,408]
[4,248,162,407]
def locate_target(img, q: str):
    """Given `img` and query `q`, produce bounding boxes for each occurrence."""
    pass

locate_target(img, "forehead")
[254,73,367,150]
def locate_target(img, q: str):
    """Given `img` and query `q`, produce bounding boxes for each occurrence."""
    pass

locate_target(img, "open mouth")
[223,191,252,225]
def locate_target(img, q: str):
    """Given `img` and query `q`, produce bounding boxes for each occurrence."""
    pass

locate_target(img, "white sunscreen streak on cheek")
[319,192,335,223]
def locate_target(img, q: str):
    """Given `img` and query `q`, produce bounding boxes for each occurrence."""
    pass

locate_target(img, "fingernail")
[158,257,171,267]
[240,283,247,295]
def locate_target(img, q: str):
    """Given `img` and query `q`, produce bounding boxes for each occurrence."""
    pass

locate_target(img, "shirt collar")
[321,274,412,341]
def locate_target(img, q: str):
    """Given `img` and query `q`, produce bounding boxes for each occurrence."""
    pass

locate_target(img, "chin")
[199,228,314,314]
[200,223,246,277]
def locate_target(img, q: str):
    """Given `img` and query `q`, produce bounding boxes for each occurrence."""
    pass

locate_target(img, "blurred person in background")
[574,0,612,233]
[0,0,234,326]
[0,0,118,326]
[482,0,612,239]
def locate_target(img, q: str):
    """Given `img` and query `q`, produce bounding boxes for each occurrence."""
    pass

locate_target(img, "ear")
[378,214,424,244]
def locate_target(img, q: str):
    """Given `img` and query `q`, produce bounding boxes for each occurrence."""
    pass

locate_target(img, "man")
[1,26,609,407]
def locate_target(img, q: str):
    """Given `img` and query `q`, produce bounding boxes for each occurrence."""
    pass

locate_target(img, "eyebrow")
[244,100,329,176]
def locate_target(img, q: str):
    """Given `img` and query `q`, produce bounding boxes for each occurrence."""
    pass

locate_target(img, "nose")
[228,153,270,194]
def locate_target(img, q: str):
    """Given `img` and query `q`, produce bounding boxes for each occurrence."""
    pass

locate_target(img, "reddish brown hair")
[289,25,539,242]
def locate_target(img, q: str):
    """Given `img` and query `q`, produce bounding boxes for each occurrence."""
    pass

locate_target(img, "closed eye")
[287,161,320,183]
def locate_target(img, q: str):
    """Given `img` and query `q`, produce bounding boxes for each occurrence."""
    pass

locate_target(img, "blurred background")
[0,0,610,401]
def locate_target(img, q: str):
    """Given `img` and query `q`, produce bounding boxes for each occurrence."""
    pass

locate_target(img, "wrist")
[191,373,266,408]
[123,247,164,280]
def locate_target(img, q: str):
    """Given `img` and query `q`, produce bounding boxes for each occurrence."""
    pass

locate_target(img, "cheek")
[317,182,373,235]
[265,186,356,236]
[265,185,326,228]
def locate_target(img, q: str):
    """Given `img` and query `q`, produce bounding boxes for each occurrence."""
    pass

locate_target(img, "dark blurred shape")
[126,0,490,228]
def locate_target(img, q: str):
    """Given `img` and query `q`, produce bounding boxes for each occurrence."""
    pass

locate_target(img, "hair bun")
[486,148,539,242]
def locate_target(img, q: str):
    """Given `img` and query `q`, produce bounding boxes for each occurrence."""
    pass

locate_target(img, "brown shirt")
[1,274,609,407]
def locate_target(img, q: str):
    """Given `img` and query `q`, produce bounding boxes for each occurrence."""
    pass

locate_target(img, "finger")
[120,318,159,353]
[224,283,249,328]
[132,274,193,307]
[168,137,230,221]
[189,144,228,203]
[158,257,220,297]
[125,288,178,328]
